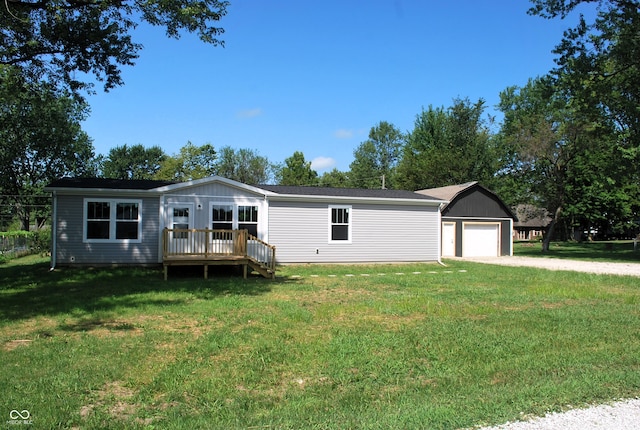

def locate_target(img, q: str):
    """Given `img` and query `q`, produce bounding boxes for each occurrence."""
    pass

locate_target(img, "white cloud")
[334,129,354,139]
[311,156,336,172]
[237,108,263,119]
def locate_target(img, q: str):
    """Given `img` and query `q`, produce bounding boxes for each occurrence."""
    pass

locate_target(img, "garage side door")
[462,223,499,257]
[442,222,456,257]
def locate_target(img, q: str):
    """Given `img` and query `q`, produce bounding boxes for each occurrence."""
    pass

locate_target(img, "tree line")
[1,1,638,248]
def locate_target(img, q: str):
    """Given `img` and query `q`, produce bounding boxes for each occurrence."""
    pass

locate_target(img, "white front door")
[442,222,456,257]
[168,204,194,254]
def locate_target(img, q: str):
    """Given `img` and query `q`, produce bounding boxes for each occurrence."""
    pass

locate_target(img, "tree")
[319,169,350,188]
[214,146,274,184]
[529,0,639,167]
[0,65,95,229]
[1,0,229,93]
[395,98,498,191]
[275,151,318,186]
[497,76,626,250]
[155,141,217,181]
[349,121,404,189]
[101,144,166,180]
[528,0,640,238]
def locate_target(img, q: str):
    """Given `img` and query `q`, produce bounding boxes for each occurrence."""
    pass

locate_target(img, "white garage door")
[463,223,499,257]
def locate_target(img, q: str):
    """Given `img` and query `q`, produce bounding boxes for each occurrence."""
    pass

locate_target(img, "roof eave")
[43,186,162,197]
[267,193,446,206]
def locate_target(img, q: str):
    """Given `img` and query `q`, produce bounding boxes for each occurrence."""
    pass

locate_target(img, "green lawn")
[514,239,640,262]
[1,255,640,429]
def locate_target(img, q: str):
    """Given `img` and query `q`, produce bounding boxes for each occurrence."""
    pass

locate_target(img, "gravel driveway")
[464,256,640,277]
[476,398,640,430]
[464,256,640,429]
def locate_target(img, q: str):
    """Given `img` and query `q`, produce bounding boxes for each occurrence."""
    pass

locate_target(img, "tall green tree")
[214,146,274,184]
[0,65,95,229]
[349,121,404,189]
[528,0,640,237]
[528,1,639,152]
[497,76,625,249]
[275,151,318,186]
[395,98,497,190]
[155,141,217,181]
[101,144,166,180]
[1,0,229,93]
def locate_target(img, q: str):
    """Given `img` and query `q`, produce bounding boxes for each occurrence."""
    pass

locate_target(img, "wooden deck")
[162,228,276,280]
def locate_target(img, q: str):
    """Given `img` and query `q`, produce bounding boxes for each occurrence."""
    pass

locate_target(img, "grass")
[1,255,640,429]
[514,239,640,262]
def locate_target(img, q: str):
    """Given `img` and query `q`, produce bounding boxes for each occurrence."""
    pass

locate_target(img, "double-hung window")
[329,205,351,243]
[211,204,260,237]
[84,199,142,242]
[238,205,259,237]
[212,205,233,230]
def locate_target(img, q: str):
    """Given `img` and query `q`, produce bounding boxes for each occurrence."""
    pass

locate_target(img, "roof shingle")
[46,177,177,190]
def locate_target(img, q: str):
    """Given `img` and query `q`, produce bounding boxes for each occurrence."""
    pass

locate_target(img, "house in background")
[512,204,551,241]
[415,182,518,258]
[45,176,447,275]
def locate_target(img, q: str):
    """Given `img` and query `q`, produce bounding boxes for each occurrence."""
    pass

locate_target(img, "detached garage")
[416,182,517,258]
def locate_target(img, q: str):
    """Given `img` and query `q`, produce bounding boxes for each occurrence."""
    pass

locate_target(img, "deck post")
[162,228,168,259]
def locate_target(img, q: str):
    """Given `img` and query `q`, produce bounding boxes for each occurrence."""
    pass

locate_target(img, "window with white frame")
[212,205,233,230]
[85,199,141,242]
[238,205,259,236]
[329,205,351,242]
[171,207,190,239]
[210,204,260,237]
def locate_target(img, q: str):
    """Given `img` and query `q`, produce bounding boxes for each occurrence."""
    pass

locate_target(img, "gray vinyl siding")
[55,194,160,265]
[164,182,267,239]
[165,182,263,199]
[268,200,440,264]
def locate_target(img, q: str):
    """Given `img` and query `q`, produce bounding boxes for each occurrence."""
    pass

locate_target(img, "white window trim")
[83,198,143,244]
[168,202,194,240]
[208,201,262,238]
[328,205,352,244]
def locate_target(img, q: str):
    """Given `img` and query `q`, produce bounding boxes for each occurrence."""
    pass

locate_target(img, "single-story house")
[513,204,551,241]
[45,176,447,275]
[415,182,517,258]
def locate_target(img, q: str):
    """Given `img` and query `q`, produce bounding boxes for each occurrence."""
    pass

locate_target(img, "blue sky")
[82,1,591,175]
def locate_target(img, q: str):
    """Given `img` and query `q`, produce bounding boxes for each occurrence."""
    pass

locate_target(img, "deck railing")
[162,228,276,272]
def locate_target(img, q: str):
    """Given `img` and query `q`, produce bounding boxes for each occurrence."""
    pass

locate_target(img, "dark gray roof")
[257,185,442,200]
[46,177,177,190]
[45,177,443,201]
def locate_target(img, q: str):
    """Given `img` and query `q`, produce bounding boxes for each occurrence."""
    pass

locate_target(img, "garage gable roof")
[416,182,517,220]
[416,181,479,202]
